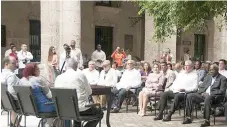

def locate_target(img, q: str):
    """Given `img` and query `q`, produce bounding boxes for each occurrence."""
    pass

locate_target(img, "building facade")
[1,1,227,65]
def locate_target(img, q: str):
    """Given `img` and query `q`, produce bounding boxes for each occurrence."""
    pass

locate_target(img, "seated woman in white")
[138,63,164,116]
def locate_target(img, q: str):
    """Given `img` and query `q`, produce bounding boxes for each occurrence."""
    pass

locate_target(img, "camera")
[22,59,27,64]
[64,45,71,58]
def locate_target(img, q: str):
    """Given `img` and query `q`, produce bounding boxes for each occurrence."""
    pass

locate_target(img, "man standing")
[154,60,198,121]
[5,43,15,57]
[91,44,106,63]
[55,58,103,127]
[70,40,83,69]
[182,64,227,127]
[219,59,227,78]
[112,60,141,112]
[1,56,20,125]
[17,44,33,78]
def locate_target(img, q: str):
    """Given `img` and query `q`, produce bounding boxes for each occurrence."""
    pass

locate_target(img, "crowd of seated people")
[2,53,227,127]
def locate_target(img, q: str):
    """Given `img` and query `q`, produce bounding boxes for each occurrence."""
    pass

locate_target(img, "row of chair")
[1,84,103,127]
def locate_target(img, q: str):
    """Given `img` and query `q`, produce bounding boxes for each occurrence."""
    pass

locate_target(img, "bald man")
[182,64,227,127]
[17,44,33,78]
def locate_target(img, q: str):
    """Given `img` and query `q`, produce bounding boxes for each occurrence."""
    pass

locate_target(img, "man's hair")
[219,59,227,65]
[160,61,167,66]
[112,61,118,67]
[195,60,202,67]
[185,60,193,66]
[65,58,78,69]
[88,61,95,65]
[2,56,11,66]
[211,64,219,71]
[10,43,14,46]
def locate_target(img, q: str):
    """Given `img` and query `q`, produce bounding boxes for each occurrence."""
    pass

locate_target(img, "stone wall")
[144,11,177,63]
[1,1,40,61]
[81,1,144,59]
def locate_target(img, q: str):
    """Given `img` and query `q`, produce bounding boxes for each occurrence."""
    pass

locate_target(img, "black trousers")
[74,107,104,127]
[185,93,223,120]
[18,68,24,79]
[225,102,227,122]
[158,91,185,114]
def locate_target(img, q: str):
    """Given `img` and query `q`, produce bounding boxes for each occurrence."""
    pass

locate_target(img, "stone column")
[213,16,227,61]
[144,11,177,63]
[41,1,60,63]
[59,0,81,52]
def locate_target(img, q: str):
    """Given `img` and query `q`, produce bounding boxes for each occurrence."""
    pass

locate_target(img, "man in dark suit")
[182,64,227,127]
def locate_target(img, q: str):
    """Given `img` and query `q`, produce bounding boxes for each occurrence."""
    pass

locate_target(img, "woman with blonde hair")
[138,63,164,116]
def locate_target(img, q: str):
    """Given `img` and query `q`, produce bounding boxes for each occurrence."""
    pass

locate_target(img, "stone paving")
[1,106,226,127]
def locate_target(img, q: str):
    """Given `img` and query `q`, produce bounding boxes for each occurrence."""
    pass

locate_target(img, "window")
[1,25,6,47]
[96,1,111,7]
[124,35,133,52]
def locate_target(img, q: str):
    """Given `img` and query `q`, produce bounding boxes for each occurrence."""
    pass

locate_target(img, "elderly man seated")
[111,60,141,113]
[96,60,118,109]
[55,58,103,127]
[154,60,198,121]
[183,64,227,127]
[82,61,100,103]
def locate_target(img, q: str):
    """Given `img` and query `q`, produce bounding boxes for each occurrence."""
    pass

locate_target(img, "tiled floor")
[1,106,226,127]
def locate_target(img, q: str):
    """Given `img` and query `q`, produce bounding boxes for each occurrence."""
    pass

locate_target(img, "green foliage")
[137,0,227,42]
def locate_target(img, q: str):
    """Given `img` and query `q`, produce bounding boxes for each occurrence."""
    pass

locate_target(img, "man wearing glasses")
[111,60,142,113]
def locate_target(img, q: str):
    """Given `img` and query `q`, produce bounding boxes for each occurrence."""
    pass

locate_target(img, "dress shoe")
[153,114,163,120]
[200,120,210,127]
[110,107,119,113]
[182,118,192,124]
[162,112,172,122]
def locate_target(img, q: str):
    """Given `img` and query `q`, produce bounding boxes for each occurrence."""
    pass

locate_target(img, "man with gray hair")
[82,61,99,86]
[154,60,198,121]
[55,58,103,127]
[1,56,20,125]
[182,64,227,126]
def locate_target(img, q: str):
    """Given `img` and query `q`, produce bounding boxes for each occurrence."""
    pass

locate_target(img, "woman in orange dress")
[111,47,126,68]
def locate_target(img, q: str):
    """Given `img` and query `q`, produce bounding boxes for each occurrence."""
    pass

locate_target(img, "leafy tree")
[137,1,227,42]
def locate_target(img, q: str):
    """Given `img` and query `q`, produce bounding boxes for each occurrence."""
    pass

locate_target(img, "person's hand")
[116,47,120,51]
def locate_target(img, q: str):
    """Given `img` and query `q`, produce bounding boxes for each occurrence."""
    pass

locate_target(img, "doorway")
[95,26,113,60]
[194,34,205,61]
[29,20,41,62]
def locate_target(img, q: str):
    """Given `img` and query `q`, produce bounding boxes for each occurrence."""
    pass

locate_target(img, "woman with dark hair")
[20,63,55,126]
[167,63,173,70]
[111,47,126,69]
[140,62,152,83]
[9,46,19,75]
[47,46,59,84]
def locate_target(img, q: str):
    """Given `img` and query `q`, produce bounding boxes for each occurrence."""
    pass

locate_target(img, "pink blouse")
[145,72,163,91]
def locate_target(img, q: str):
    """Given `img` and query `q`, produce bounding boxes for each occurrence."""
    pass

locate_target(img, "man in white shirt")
[17,44,33,78]
[55,58,103,127]
[96,60,118,109]
[154,60,198,121]
[4,43,15,57]
[82,61,100,85]
[70,40,83,69]
[219,59,227,78]
[1,56,20,124]
[183,64,227,127]
[91,44,106,63]
[111,60,141,113]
